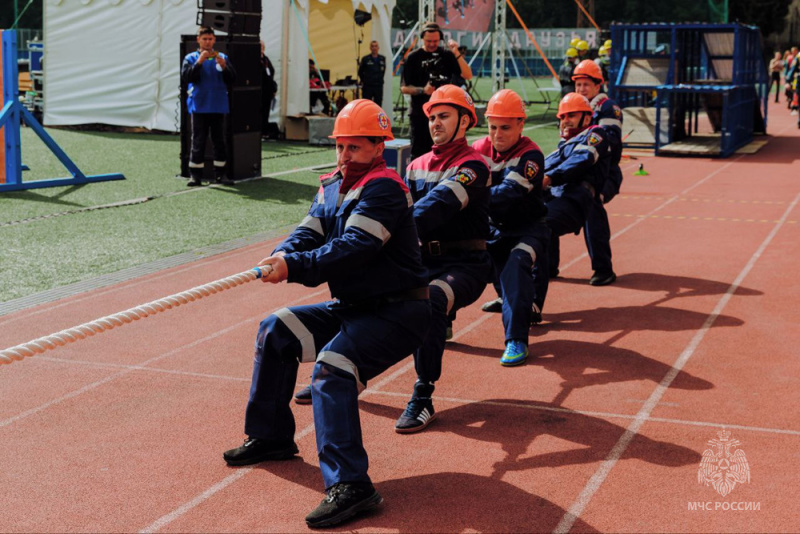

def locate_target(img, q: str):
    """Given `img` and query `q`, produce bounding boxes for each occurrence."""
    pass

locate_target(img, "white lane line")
[36,356,252,383]
[554,190,800,534]
[370,390,800,437]
[559,155,743,273]
[138,313,494,533]
[139,421,318,534]
[0,289,329,429]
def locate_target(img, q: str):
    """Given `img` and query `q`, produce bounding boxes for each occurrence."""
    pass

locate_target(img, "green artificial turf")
[1,76,562,304]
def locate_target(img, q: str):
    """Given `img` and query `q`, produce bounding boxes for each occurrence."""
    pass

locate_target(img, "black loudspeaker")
[198,0,262,13]
[230,87,262,133]
[354,9,371,26]
[230,132,262,179]
[223,41,261,87]
[197,11,261,35]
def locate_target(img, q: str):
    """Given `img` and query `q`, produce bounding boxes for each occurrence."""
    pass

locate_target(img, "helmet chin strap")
[560,112,590,140]
[448,112,468,144]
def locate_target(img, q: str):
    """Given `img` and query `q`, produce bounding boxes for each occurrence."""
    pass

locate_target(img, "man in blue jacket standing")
[181,27,236,186]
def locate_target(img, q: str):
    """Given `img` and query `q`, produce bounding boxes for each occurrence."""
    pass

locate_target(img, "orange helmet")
[572,59,604,83]
[423,84,478,129]
[330,99,394,140]
[556,92,592,119]
[486,89,527,119]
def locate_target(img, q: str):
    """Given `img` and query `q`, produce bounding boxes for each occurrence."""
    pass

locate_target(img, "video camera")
[421,53,454,88]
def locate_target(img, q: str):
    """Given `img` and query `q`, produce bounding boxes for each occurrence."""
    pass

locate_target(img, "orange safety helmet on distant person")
[485,89,527,119]
[556,92,592,119]
[330,99,394,139]
[423,84,478,128]
[571,59,604,83]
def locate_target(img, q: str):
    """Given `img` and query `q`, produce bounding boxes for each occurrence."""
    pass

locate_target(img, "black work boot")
[214,166,234,185]
[294,384,313,405]
[305,481,383,528]
[481,297,503,313]
[187,168,203,187]
[395,381,436,434]
[223,437,298,466]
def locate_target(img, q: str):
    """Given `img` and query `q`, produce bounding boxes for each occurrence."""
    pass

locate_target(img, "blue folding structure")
[1,30,124,192]
[608,22,769,157]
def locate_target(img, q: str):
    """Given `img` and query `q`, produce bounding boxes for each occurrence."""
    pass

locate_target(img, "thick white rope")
[0,266,271,366]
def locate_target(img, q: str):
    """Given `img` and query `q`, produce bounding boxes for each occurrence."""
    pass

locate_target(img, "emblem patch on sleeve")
[524,160,539,181]
[588,132,603,146]
[613,106,622,119]
[453,167,478,185]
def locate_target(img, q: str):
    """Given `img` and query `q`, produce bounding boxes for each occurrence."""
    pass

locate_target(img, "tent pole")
[280,0,291,123]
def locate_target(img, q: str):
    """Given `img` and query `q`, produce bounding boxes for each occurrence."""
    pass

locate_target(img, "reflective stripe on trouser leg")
[501,238,546,342]
[312,361,367,489]
[415,271,489,382]
[311,301,431,488]
[584,196,613,273]
[244,303,340,440]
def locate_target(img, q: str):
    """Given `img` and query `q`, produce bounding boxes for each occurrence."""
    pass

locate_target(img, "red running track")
[2,111,799,532]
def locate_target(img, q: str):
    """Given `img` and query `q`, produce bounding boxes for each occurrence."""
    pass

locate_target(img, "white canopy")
[43,0,395,132]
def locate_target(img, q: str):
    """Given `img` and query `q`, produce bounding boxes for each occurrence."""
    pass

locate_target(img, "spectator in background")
[559,48,578,97]
[401,22,471,159]
[575,40,589,60]
[261,40,278,138]
[181,26,235,187]
[358,40,386,107]
[769,52,783,104]
[784,47,797,109]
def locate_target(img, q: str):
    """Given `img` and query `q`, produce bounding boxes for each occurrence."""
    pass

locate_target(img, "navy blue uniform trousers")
[245,299,430,489]
[546,186,593,276]
[488,225,551,342]
[583,196,613,273]
[414,254,491,383]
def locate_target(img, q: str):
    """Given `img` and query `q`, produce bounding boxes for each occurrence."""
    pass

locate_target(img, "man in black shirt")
[401,22,470,159]
[358,40,386,107]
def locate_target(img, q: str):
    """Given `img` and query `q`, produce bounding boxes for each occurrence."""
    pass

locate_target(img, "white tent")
[43,0,395,132]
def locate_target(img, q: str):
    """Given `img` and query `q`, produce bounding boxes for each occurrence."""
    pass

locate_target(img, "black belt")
[383,287,430,303]
[335,287,430,309]
[421,239,487,256]
[581,181,596,197]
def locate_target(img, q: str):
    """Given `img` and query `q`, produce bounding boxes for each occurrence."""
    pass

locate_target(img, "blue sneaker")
[500,340,528,367]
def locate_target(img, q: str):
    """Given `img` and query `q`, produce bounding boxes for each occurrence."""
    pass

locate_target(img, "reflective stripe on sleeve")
[274,308,317,363]
[343,187,364,204]
[406,167,460,183]
[345,213,391,243]
[599,118,622,128]
[317,351,365,391]
[505,170,534,191]
[511,242,536,263]
[575,144,599,162]
[439,180,469,209]
[430,279,455,315]
[298,215,324,235]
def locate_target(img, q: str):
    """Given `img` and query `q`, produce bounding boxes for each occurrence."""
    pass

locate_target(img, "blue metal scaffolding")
[608,22,769,157]
[1,30,124,192]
